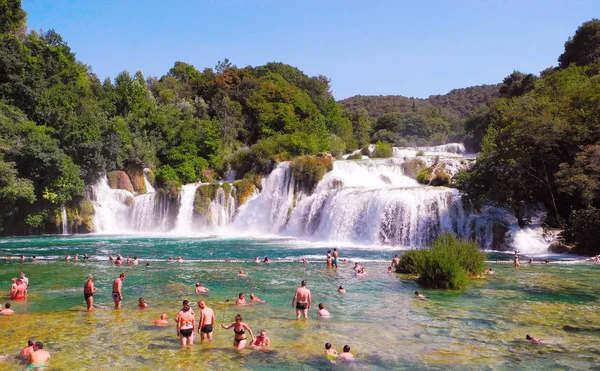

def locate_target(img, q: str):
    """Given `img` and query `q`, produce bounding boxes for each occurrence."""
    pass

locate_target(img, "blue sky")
[24,0,599,100]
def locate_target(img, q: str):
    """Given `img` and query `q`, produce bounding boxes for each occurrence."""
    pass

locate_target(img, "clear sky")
[24,0,599,100]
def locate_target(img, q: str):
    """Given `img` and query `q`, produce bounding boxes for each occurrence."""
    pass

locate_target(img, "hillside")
[339,84,500,120]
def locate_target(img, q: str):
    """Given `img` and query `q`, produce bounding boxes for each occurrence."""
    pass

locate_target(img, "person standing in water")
[338,345,355,360]
[176,302,195,346]
[292,280,312,320]
[221,314,254,350]
[152,314,169,326]
[391,254,400,267]
[236,293,247,305]
[112,273,126,309]
[326,251,332,268]
[514,251,521,268]
[195,283,209,294]
[83,274,97,311]
[197,300,215,342]
[332,248,339,268]
[29,342,51,369]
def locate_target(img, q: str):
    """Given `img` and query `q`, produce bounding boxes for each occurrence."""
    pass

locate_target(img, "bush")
[347,153,363,160]
[416,151,425,156]
[401,158,426,178]
[291,155,334,193]
[569,207,600,255]
[371,141,393,158]
[395,233,486,289]
[416,167,432,184]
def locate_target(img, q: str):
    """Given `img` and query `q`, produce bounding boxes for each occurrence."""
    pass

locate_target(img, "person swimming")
[236,293,247,305]
[337,285,346,294]
[252,329,270,349]
[415,291,428,300]
[238,270,247,277]
[325,342,338,357]
[338,345,355,360]
[526,334,543,344]
[137,298,148,309]
[152,313,169,326]
[317,303,331,318]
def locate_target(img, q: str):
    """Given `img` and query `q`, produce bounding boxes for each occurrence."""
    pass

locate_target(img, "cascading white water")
[130,169,160,231]
[393,143,467,157]
[173,183,201,232]
[207,186,236,227]
[143,168,155,193]
[60,205,68,235]
[233,162,295,233]
[90,176,134,233]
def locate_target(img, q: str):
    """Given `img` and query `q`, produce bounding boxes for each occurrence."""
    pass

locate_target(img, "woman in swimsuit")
[221,314,254,350]
[177,303,195,346]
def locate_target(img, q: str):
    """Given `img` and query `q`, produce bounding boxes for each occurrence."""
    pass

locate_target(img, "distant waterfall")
[90,176,134,233]
[143,168,155,193]
[60,205,69,235]
[173,184,201,232]
[208,186,236,227]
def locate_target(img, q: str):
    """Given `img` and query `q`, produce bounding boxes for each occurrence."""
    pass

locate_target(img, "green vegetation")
[347,153,363,160]
[233,176,260,206]
[371,141,393,158]
[457,18,600,254]
[194,183,220,217]
[291,155,334,193]
[396,233,487,289]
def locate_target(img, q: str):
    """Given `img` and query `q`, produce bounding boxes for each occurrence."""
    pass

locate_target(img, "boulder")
[126,167,146,194]
[548,241,571,254]
[107,171,134,193]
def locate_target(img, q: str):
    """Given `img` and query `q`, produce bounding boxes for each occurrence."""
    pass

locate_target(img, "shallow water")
[0,235,598,370]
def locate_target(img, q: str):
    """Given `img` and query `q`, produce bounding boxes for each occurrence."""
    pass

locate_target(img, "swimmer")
[75,253,79,261]
[391,254,400,267]
[221,314,254,350]
[302,258,308,264]
[176,302,195,346]
[544,259,550,264]
[145,263,150,267]
[10,278,17,298]
[249,293,266,303]
[338,345,355,360]
[108,255,114,261]
[254,257,261,264]
[112,273,126,309]
[20,272,29,288]
[13,279,26,300]
[115,257,122,265]
[152,313,169,326]
[83,254,89,260]
[66,253,71,261]
[342,259,347,264]
[317,303,331,318]
[177,256,183,263]
[0,303,13,315]
[236,293,247,305]
[487,268,494,275]
[252,329,270,349]
[526,334,543,344]
[29,341,51,369]
[137,298,148,309]
[238,270,247,277]
[292,280,311,320]
[353,262,362,271]
[168,257,174,262]
[514,251,520,268]
[132,256,139,265]
[529,258,534,264]
[20,255,25,261]
[337,285,346,294]
[326,251,332,268]
[357,267,367,277]
[83,274,97,311]
[21,338,36,359]
[332,248,339,268]
[197,300,215,342]
[387,266,393,274]
[195,283,209,294]
[126,256,132,264]
[415,291,428,300]
[264,256,270,264]
[325,342,338,357]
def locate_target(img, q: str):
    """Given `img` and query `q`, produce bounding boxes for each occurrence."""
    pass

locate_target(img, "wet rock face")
[107,171,134,193]
[490,222,510,251]
[126,168,147,194]
[548,241,571,254]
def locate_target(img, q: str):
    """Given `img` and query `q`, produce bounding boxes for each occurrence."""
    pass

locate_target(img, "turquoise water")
[0,235,599,370]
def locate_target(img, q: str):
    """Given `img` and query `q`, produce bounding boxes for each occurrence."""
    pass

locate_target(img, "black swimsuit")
[234,328,246,342]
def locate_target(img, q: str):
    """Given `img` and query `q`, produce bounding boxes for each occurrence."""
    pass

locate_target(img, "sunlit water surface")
[0,235,598,370]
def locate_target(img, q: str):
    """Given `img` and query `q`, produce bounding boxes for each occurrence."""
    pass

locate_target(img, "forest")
[1,1,599,255]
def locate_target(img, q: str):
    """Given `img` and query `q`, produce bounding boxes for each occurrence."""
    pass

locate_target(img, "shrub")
[401,158,426,179]
[194,183,220,216]
[233,177,259,206]
[416,150,425,156]
[371,141,393,158]
[569,207,600,255]
[347,153,363,160]
[396,233,486,289]
[291,155,334,193]
[416,167,432,184]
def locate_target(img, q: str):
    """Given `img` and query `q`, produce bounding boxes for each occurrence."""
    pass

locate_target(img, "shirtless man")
[249,293,266,303]
[514,251,520,268]
[326,251,332,268]
[197,300,215,342]
[238,270,247,277]
[112,273,126,308]
[20,272,29,287]
[21,338,36,359]
[292,280,311,320]
[195,283,209,294]
[391,254,400,267]
[338,345,354,360]
[252,329,270,349]
[236,293,247,305]
[152,314,169,326]
[332,248,339,268]
[137,298,148,309]
[317,303,331,318]
[337,285,346,294]
[132,256,139,265]
[29,342,50,369]
[177,256,183,263]
[324,342,338,357]
[13,279,27,300]
[0,303,13,315]
[254,257,261,264]
[84,274,97,311]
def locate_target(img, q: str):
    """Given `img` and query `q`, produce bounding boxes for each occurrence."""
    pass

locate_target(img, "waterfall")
[143,168,155,193]
[173,183,201,232]
[208,186,236,227]
[60,205,69,235]
[89,176,134,233]
[233,162,295,233]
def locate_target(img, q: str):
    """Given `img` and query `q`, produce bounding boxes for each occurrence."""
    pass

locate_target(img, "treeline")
[0,1,370,234]
[457,19,600,255]
[339,85,499,147]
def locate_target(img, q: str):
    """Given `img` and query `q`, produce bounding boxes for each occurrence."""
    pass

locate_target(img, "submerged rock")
[548,241,571,254]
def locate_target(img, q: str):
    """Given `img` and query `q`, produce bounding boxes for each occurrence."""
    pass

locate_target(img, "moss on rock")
[291,155,334,194]
[194,183,220,217]
[200,169,219,183]
[125,167,147,194]
[402,158,426,179]
[233,178,258,207]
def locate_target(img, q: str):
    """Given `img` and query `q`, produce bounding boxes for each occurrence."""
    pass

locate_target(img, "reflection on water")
[0,235,598,370]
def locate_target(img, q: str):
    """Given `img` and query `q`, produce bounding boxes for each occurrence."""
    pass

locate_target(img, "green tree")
[0,0,27,35]
[559,19,600,68]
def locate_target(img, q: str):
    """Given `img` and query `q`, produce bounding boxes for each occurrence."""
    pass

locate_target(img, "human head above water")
[325,342,332,349]
[301,280,306,286]
[318,303,325,309]
[343,345,350,352]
